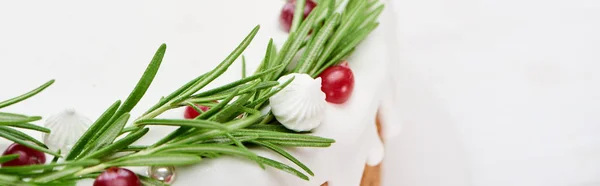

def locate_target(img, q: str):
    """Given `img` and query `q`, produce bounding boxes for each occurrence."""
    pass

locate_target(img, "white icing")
[43,108,91,151]
[270,73,326,132]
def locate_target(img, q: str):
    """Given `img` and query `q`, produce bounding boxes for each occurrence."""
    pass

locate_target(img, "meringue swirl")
[269,73,327,132]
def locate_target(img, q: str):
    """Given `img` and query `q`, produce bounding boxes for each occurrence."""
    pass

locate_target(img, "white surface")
[383,0,600,186]
[0,1,391,186]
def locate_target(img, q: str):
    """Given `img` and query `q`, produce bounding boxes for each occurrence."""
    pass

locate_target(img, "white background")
[0,0,598,186]
[383,0,600,186]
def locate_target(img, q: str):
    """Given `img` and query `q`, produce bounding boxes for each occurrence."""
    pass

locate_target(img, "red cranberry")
[94,167,140,186]
[1,143,46,167]
[184,103,213,119]
[280,0,317,32]
[319,63,355,104]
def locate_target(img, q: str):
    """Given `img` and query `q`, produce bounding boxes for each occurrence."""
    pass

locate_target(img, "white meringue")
[43,108,92,151]
[269,73,327,132]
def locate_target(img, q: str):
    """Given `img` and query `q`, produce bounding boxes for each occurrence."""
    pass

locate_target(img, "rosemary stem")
[75,164,107,176]
[137,104,172,121]
[134,145,166,156]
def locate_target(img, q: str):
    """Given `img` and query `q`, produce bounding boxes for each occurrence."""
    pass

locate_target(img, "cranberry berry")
[280,0,317,32]
[94,167,141,186]
[1,143,46,167]
[184,103,214,119]
[319,63,355,104]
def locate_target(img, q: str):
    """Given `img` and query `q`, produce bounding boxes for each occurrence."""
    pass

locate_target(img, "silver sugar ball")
[147,166,176,184]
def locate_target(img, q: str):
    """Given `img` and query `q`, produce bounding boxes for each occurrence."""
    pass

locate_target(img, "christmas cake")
[0,0,398,185]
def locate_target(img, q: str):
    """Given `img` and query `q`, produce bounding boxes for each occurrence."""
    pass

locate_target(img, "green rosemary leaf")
[113,44,166,122]
[247,124,301,133]
[314,25,378,76]
[234,129,335,143]
[152,88,241,147]
[191,64,283,98]
[252,39,274,77]
[120,145,148,152]
[79,113,130,158]
[119,126,138,135]
[0,174,25,186]
[43,150,61,173]
[138,174,170,186]
[236,81,280,95]
[0,154,18,164]
[135,119,227,130]
[192,80,279,103]
[348,1,371,32]
[333,22,379,58]
[108,154,201,167]
[0,159,98,174]
[257,112,274,125]
[251,140,314,176]
[334,0,344,10]
[0,173,19,182]
[290,0,306,33]
[183,102,205,117]
[296,13,340,73]
[359,4,384,28]
[200,152,221,158]
[212,92,254,123]
[0,180,27,186]
[174,110,259,144]
[0,80,54,109]
[257,156,309,180]
[273,33,294,74]
[2,122,50,133]
[326,0,335,17]
[83,128,149,159]
[145,73,208,115]
[245,76,295,108]
[197,89,240,120]
[67,100,121,160]
[8,171,48,178]
[91,113,130,149]
[225,108,262,129]
[0,126,47,147]
[273,5,321,80]
[0,127,57,156]
[260,39,275,80]
[314,47,355,76]
[343,0,361,19]
[241,55,247,78]
[172,25,260,104]
[225,133,264,169]
[366,0,380,11]
[158,144,257,160]
[163,88,241,141]
[173,108,264,144]
[0,112,41,124]
[197,133,259,145]
[262,141,333,147]
[31,166,83,183]
[267,40,278,72]
[172,129,227,146]
[312,0,366,72]
[35,181,77,186]
[62,173,100,181]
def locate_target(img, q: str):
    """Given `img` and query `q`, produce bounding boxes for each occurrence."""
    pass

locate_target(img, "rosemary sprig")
[2,0,384,184]
[0,80,56,156]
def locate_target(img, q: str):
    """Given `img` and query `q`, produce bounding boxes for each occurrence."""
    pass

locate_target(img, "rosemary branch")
[0,0,385,185]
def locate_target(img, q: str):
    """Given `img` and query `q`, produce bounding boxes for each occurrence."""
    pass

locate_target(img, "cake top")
[0,0,393,185]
